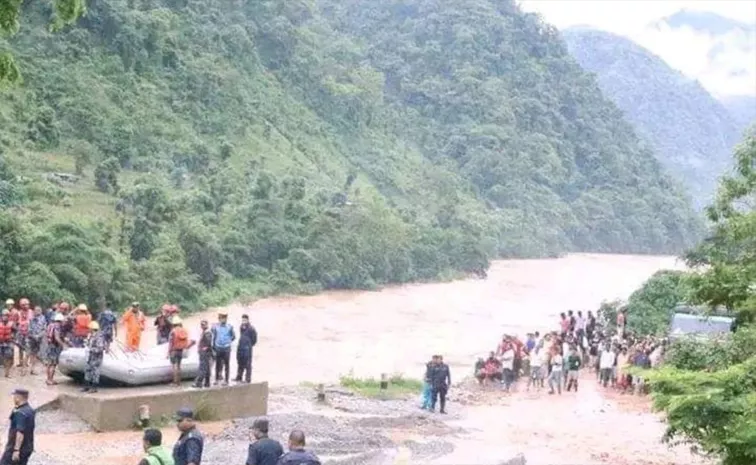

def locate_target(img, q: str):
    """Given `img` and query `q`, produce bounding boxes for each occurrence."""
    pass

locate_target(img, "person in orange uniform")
[0,311,15,378]
[71,304,92,348]
[122,302,146,352]
[15,299,32,374]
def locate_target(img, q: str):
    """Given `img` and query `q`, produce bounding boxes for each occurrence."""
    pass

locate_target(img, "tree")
[643,129,756,465]
[0,0,86,85]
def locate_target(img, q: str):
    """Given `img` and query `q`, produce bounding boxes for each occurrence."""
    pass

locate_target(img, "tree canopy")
[0,0,703,312]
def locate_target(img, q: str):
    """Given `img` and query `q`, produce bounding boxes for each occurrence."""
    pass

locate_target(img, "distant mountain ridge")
[659,10,755,35]
[563,27,742,208]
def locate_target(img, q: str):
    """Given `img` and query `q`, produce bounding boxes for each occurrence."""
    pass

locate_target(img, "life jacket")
[143,446,175,465]
[0,322,13,343]
[74,313,92,337]
[171,327,190,350]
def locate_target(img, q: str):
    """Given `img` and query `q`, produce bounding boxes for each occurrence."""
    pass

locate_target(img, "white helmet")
[53,313,65,322]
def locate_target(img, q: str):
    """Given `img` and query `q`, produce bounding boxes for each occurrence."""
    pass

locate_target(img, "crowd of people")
[0,297,259,392]
[470,308,667,398]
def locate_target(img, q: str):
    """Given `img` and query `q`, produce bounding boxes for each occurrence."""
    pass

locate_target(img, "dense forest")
[562,27,743,209]
[0,0,702,312]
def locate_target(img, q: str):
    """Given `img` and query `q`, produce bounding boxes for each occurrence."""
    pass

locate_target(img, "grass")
[339,373,424,399]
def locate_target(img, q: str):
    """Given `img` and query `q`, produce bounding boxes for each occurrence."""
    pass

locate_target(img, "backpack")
[172,327,189,350]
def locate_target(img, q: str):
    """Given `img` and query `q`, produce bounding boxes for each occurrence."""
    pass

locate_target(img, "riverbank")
[22,374,707,465]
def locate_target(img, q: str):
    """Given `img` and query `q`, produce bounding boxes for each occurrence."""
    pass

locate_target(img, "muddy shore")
[24,375,708,465]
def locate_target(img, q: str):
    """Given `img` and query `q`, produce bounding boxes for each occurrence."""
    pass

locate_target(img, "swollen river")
[193,253,683,385]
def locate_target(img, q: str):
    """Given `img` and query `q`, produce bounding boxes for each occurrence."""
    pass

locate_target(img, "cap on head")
[11,388,28,398]
[174,407,194,421]
[131,302,140,308]
[77,303,88,311]
[252,417,269,434]
[171,316,183,325]
[4,299,13,306]
[89,321,100,330]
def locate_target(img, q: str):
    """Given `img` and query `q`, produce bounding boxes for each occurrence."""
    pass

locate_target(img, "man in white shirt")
[548,349,563,395]
[599,344,616,388]
[500,346,516,392]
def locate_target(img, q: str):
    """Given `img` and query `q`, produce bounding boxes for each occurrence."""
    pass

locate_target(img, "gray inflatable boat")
[58,341,200,386]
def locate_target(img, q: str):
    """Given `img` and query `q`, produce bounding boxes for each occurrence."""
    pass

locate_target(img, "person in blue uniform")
[173,408,204,465]
[0,388,35,465]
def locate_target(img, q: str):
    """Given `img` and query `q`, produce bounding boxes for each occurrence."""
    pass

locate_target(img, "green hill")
[0,0,702,311]
[562,27,742,209]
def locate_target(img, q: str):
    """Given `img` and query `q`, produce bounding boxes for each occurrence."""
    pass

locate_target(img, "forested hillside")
[0,0,702,312]
[562,27,742,209]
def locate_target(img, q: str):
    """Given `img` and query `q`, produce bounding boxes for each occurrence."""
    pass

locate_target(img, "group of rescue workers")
[0,298,258,393]
[472,308,665,396]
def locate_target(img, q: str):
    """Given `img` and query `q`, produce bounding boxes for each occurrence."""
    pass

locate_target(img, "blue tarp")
[669,313,733,338]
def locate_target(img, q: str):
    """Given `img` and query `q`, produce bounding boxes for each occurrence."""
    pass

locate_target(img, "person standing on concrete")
[192,320,213,389]
[0,388,35,465]
[430,355,451,414]
[211,312,235,386]
[27,306,46,376]
[235,314,257,384]
[138,428,175,465]
[0,311,15,379]
[83,321,107,393]
[277,430,320,465]
[173,408,204,465]
[246,418,283,465]
[168,316,195,386]
[45,313,67,385]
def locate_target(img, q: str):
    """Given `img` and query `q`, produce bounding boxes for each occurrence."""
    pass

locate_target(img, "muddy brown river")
[198,253,683,384]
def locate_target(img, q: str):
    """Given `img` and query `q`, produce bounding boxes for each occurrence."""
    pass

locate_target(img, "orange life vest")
[171,327,190,350]
[0,322,13,343]
[73,313,92,337]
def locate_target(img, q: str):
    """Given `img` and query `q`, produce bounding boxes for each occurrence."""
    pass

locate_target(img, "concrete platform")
[57,382,269,431]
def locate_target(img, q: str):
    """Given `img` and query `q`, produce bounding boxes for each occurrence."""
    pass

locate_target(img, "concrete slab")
[57,382,269,431]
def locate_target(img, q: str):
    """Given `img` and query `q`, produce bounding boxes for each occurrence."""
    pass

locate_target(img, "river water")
[183,253,683,384]
[27,252,705,465]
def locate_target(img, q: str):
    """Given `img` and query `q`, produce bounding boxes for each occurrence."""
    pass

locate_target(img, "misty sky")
[520,0,756,97]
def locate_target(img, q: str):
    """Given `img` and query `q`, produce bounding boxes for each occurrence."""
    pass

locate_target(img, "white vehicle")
[58,341,200,386]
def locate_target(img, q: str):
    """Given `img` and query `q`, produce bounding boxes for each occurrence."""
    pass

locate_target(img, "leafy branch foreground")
[618,132,756,465]
[339,374,423,399]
